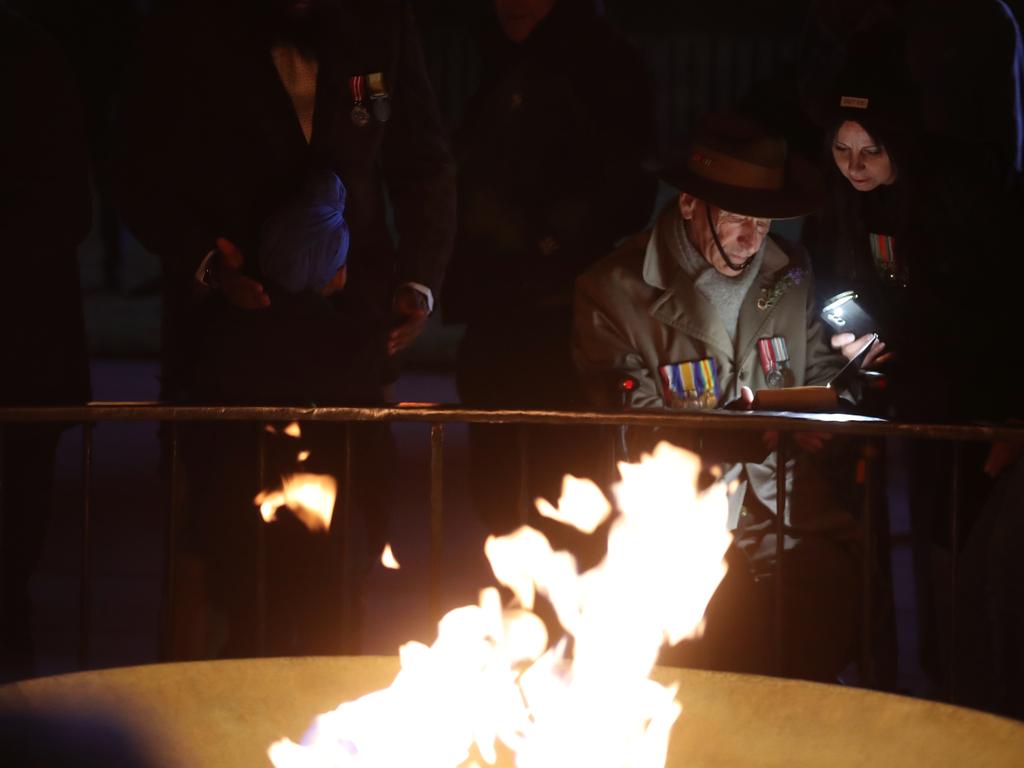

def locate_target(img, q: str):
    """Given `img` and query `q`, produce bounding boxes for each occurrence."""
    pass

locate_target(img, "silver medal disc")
[371,96,391,123]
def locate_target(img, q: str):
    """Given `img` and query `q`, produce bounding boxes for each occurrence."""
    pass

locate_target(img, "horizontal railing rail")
[2,402,1020,701]
[3,403,1023,442]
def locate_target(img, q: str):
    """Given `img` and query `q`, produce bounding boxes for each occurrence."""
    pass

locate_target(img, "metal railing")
[3,403,1022,698]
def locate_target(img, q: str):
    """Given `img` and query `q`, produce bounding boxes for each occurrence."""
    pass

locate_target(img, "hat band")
[686,145,785,191]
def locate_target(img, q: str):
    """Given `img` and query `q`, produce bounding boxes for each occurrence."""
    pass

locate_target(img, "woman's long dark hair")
[815,113,911,291]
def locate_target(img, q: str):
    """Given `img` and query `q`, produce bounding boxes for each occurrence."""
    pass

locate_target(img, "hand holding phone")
[831,331,888,371]
[828,333,880,390]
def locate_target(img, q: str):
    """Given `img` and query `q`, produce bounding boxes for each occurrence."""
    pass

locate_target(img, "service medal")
[351,104,370,127]
[757,336,791,388]
[367,71,391,123]
[349,75,370,127]
[659,358,721,409]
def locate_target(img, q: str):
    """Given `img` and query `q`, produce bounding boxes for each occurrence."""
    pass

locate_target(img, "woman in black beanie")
[804,61,1023,703]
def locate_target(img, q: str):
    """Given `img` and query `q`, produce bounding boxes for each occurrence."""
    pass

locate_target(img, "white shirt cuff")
[402,281,434,313]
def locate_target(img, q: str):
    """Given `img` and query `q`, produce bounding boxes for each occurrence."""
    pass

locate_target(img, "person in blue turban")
[258,169,350,297]
[192,170,382,406]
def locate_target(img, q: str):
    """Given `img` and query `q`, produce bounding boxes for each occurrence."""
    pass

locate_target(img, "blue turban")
[259,170,350,294]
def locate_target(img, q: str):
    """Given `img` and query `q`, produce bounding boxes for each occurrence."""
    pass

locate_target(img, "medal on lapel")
[659,358,721,409]
[868,232,907,286]
[349,75,370,127]
[367,71,391,123]
[757,336,790,388]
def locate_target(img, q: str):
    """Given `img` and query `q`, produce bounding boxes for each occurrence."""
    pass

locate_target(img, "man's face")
[494,0,557,43]
[678,193,770,277]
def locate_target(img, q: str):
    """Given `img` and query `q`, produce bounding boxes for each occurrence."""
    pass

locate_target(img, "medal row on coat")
[659,335,792,409]
[349,72,390,127]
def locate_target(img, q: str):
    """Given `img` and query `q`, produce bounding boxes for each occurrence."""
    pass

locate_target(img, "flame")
[284,422,302,438]
[298,450,311,463]
[381,544,401,570]
[534,475,611,534]
[268,442,731,767]
[255,473,337,532]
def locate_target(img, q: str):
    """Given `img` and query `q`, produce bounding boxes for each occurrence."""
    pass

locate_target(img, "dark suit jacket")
[114,0,455,400]
[0,6,91,406]
[443,0,657,326]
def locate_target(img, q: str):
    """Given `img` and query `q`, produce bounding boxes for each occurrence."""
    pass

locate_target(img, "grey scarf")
[670,212,764,345]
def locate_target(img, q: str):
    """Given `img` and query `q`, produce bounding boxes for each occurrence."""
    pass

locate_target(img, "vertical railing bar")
[860,440,876,686]
[774,433,787,677]
[610,425,622,488]
[0,427,4,551]
[79,422,94,670]
[948,441,962,703]
[256,425,268,656]
[339,422,354,653]
[517,425,529,527]
[429,423,445,627]
[161,421,183,660]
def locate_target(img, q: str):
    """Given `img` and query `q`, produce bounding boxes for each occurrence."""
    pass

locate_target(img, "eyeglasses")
[717,210,771,234]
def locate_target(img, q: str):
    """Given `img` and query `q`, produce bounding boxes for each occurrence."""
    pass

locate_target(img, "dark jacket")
[114,0,455,401]
[800,0,1023,187]
[0,5,91,406]
[442,0,657,326]
[805,129,1023,422]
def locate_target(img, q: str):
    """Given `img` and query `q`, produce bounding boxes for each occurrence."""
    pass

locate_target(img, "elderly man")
[572,115,861,682]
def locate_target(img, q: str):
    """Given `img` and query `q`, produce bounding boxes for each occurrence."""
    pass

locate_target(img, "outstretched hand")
[388,286,429,355]
[215,237,270,309]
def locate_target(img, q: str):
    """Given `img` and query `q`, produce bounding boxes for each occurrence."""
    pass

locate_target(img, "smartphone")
[828,333,879,390]
[820,291,876,339]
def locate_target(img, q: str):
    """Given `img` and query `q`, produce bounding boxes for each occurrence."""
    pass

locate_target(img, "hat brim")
[658,153,823,220]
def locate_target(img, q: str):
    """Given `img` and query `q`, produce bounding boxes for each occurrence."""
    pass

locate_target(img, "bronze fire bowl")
[1,657,1022,766]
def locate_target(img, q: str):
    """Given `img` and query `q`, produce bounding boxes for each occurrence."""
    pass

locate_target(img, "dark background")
[7,0,1020,703]
[6,0,841,359]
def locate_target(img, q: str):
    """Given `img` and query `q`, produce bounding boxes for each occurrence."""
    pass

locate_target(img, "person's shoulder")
[0,7,63,68]
[568,13,648,77]
[341,0,406,24]
[766,233,813,273]
[577,230,651,294]
[132,4,225,57]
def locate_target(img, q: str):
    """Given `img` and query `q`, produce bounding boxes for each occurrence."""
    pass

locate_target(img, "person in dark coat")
[800,0,1023,191]
[7,0,142,294]
[113,0,455,658]
[0,3,92,681]
[442,0,657,536]
[802,46,1024,697]
[116,0,455,403]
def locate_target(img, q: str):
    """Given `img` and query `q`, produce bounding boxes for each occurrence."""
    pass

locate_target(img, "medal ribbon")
[700,357,721,401]
[367,72,386,97]
[660,358,720,407]
[349,75,365,104]
[771,336,790,367]
[869,233,896,276]
[758,338,777,377]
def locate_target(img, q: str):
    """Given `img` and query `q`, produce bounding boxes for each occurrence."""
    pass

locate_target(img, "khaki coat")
[573,206,856,548]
